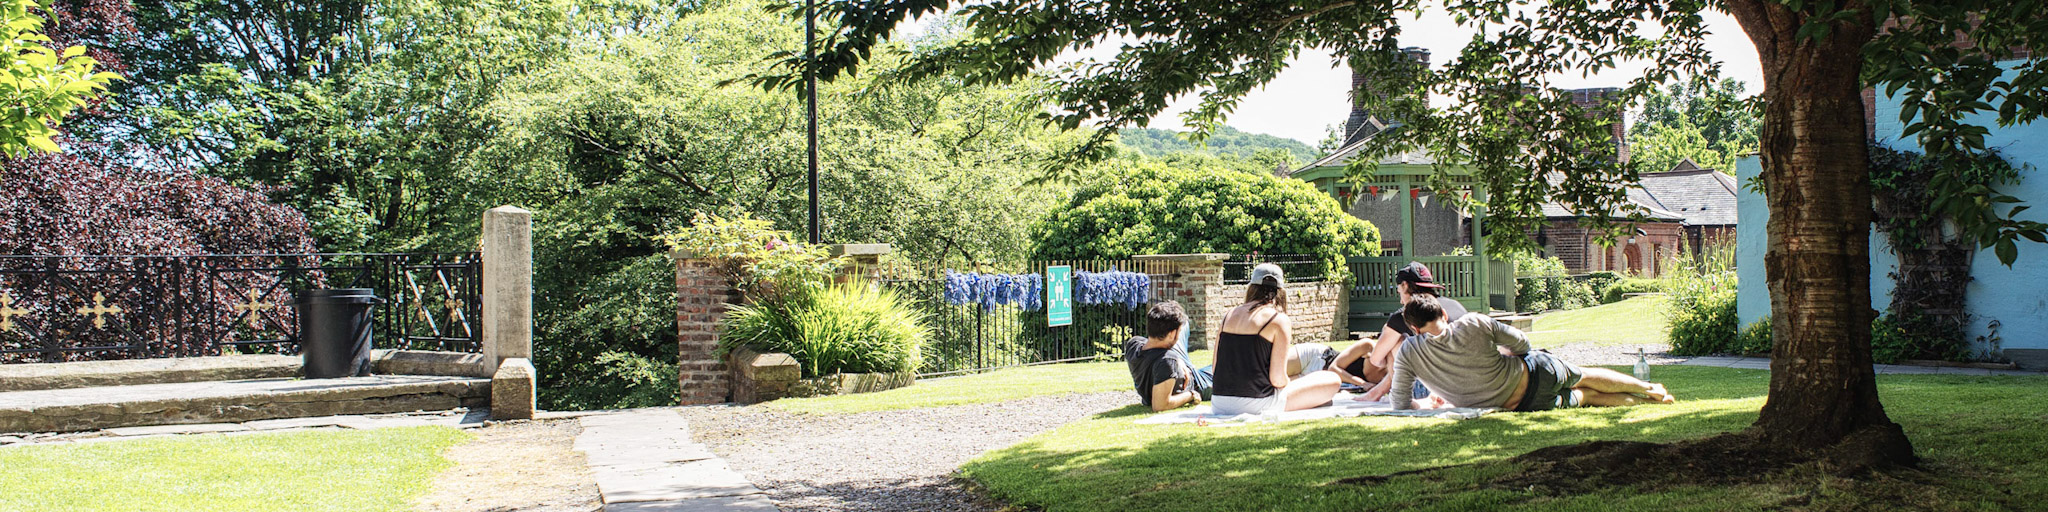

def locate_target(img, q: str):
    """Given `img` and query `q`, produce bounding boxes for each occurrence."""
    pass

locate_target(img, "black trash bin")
[296,288,382,378]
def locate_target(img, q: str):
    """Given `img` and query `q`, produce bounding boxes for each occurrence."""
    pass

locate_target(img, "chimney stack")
[1343,47,1431,146]
[1567,87,1629,163]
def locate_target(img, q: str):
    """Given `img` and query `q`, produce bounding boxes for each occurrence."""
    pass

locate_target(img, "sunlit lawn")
[0,426,469,512]
[1527,296,1671,349]
[961,366,2048,511]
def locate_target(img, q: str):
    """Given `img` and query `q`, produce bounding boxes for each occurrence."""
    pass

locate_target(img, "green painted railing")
[1346,255,1491,331]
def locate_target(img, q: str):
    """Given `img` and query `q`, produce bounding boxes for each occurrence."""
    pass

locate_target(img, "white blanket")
[1134,393,1494,426]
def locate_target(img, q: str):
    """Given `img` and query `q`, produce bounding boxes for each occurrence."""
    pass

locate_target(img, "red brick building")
[1534,159,1740,277]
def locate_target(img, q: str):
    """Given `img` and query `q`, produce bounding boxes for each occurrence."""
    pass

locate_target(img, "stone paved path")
[1681,356,2044,376]
[576,409,780,512]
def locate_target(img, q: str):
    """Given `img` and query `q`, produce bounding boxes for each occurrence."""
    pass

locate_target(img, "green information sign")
[1046,265,1073,327]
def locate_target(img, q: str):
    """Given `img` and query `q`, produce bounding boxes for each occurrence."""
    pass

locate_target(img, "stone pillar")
[482,206,532,376]
[676,251,738,405]
[1133,253,1230,350]
[827,244,891,283]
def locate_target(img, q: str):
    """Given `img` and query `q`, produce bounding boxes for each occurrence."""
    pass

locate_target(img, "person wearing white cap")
[1208,263,1343,416]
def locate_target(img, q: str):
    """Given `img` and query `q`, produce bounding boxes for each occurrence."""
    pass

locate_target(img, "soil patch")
[414,419,600,512]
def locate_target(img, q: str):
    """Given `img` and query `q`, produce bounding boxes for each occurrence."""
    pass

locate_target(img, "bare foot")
[1643,383,1677,404]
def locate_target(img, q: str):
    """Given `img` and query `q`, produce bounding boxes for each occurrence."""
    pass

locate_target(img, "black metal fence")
[0,253,483,364]
[1222,253,1327,285]
[878,260,1165,377]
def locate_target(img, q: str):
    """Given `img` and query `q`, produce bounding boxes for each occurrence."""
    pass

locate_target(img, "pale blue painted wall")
[1735,61,2048,359]
[1735,156,1769,329]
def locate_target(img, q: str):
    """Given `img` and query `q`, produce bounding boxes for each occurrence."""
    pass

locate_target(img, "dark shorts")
[1516,351,1586,412]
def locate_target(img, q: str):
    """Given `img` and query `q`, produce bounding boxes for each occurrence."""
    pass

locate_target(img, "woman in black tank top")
[1209,264,1344,415]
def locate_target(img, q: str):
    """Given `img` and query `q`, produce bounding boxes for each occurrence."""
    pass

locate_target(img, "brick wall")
[675,256,737,405]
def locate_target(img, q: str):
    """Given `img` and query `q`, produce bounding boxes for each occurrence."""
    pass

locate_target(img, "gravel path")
[1541,341,1690,367]
[677,391,1128,512]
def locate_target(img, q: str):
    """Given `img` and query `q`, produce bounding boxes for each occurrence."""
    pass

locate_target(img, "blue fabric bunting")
[941,269,1146,311]
[942,270,1048,311]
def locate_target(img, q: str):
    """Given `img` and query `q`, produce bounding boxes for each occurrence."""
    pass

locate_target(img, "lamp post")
[805,0,820,244]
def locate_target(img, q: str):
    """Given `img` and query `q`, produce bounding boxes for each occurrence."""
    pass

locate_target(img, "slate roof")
[1289,134,1735,227]
[1634,160,1740,226]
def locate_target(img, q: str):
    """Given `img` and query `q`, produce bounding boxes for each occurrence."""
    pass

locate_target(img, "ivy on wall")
[1867,144,2040,361]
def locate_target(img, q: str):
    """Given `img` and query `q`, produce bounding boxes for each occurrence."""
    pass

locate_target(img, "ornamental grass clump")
[724,283,930,378]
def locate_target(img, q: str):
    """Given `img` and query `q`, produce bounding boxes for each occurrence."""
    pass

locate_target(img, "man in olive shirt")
[1389,295,1676,411]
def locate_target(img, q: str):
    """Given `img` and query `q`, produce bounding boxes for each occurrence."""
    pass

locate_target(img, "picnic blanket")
[1134,393,1494,426]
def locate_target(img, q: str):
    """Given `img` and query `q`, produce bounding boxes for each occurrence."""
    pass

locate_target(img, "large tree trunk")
[1723,0,1915,464]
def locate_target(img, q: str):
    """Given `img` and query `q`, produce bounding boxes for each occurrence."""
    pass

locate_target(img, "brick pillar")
[827,244,891,283]
[1133,253,1230,350]
[675,251,738,405]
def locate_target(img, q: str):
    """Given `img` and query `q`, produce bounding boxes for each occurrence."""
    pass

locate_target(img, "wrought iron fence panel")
[0,253,483,364]
[878,259,1163,377]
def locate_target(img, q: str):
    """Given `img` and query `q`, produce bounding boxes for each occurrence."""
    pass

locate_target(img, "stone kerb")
[491,357,536,420]
[675,251,739,405]
[728,346,799,404]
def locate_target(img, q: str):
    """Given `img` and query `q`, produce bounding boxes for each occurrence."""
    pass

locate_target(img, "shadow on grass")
[963,368,2048,512]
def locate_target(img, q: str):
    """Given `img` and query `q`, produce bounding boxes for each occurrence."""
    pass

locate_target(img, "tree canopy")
[1030,161,1380,278]
[1628,78,1760,173]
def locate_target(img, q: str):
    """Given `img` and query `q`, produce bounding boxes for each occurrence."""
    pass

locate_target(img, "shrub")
[535,253,680,410]
[1737,317,1773,355]
[1601,278,1665,304]
[1509,254,1594,311]
[1663,255,1739,355]
[1581,271,1624,299]
[1030,162,1379,279]
[724,282,931,378]
[662,212,842,305]
[1871,313,1967,364]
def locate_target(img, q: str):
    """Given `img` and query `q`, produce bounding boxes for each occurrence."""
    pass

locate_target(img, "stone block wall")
[1136,253,1349,348]
[1206,279,1349,344]
[676,255,738,405]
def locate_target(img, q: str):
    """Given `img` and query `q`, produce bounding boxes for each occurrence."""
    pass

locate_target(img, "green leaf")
[1996,238,2018,266]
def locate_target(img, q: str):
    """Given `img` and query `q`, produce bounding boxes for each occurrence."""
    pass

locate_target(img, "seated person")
[1353,262,1462,399]
[1387,295,1676,411]
[1210,263,1343,415]
[1124,301,1210,412]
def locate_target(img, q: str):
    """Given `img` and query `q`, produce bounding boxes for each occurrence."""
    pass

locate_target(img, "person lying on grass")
[1125,301,1211,412]
[1124,299,1344,412]
[1209,263,1343,416]
[1380,295,1676,411]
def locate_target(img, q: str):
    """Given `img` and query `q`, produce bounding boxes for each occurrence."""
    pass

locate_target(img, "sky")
[904,7,1765,146]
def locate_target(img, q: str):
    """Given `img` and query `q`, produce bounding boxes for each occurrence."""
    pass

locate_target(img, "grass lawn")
[0,426,470,512]
[961,366,2048,511]
[1527,296,1670,349]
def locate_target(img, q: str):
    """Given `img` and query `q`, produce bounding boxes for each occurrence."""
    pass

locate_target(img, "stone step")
[0,375,490,434]
[0,355,301,392]
[0,350,492,393]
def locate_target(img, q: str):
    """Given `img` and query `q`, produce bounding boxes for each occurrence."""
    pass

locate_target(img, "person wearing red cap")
[1334,261,1469,401]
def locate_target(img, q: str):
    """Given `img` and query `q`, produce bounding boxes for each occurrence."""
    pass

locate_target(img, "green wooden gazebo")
[1286,144,1517,331]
